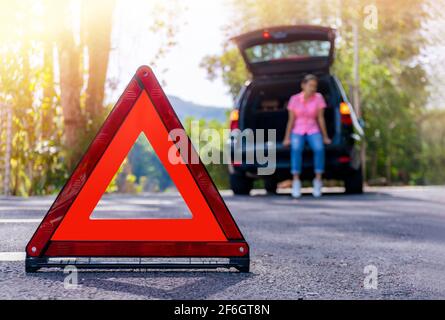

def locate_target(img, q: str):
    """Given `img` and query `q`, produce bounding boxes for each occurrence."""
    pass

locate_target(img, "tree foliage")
[0,1,66,195]
[0,0,182,196]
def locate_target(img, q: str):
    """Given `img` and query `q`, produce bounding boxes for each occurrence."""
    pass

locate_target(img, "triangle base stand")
[25,255,250,273]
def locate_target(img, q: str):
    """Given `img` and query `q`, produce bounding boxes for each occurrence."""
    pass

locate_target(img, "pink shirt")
[287,92,327,135]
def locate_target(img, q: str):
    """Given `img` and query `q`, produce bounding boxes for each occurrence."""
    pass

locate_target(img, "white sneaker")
[292,180,302,198]
[312,179,323,198]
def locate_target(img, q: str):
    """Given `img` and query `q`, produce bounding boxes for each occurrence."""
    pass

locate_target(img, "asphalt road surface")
[1,186,445,300]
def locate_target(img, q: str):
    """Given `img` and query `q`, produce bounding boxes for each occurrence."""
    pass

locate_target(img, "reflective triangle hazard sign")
[25,66,249,273]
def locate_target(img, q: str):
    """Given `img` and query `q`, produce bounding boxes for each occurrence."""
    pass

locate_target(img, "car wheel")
[230,172,253,195]
[344,167,364,194]
[264,177,278,194]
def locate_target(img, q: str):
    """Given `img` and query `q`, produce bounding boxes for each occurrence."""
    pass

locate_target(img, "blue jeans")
[291,133,325,175]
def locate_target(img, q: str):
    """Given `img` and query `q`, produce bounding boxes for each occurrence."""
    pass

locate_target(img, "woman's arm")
[283,110,295,146]
[317,109,332,145]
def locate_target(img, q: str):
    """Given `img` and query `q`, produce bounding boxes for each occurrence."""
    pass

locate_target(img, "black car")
[227,25,364,195]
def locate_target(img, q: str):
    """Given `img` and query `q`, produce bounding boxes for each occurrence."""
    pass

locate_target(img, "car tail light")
[340,102,353,126]
[230,109,239,131]
[263,31,271,39]
[232,161,242,167]
[338,156,351,164]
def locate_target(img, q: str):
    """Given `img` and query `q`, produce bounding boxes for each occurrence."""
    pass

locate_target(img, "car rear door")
[232,25,336,77]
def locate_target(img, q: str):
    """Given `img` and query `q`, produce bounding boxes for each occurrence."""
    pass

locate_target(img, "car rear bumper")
[229,144,361,180]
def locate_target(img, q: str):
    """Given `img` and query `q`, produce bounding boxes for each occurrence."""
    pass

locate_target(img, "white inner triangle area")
[90,133,192,220]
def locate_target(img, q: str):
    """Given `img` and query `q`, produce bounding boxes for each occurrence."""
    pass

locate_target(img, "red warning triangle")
[26,66,249,272]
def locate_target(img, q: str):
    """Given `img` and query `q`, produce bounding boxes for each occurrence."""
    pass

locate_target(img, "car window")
[259,99,280,112]
[245,40,331,64]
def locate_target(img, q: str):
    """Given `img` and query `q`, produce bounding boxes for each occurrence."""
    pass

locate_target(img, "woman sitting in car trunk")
[283,74,331,198]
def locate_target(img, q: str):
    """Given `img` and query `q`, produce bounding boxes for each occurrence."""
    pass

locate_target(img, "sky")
[108,0,234,108]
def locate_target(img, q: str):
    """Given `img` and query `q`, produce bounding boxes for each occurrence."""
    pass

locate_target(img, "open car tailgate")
[232,25,336,77]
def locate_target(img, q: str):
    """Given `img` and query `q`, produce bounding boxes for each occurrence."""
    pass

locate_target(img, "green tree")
[0,0,184,195]
[0,1,65,196]
[184,117,231,190]
[417,109,445,184]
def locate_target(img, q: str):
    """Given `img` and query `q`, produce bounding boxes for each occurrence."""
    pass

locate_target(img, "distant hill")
[167,95,230,123]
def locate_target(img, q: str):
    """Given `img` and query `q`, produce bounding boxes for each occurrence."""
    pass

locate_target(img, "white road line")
[0,252,26,262]
[0,219,41,223]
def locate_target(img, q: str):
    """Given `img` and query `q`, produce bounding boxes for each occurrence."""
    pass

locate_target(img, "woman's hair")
[302,74,318,84]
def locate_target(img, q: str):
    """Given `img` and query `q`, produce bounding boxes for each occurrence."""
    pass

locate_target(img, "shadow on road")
[232,189,445,207]
[27,270,254,299]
